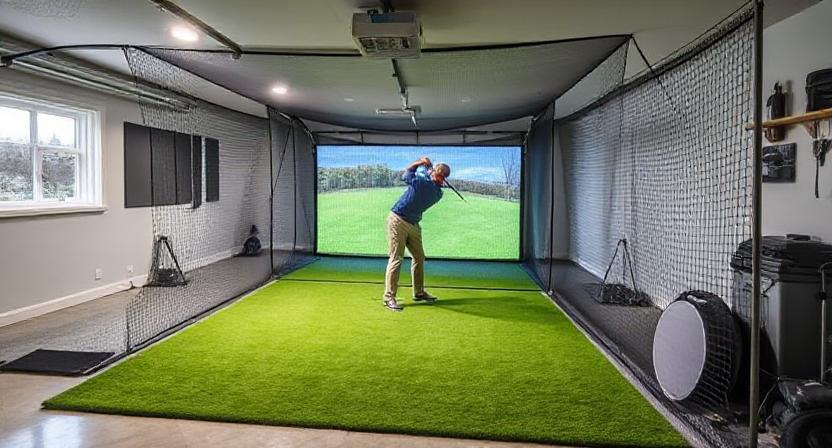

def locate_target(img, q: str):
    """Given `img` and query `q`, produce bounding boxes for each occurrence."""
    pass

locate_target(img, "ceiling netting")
[144,35,627,132]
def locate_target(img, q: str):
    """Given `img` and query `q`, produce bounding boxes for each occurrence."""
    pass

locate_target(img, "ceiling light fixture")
[171,26,199,42]
[344,97,355,102]
[460,96,472,103]
[271,86,288,95]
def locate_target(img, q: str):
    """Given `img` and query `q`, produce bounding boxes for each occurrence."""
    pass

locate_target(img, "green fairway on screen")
[317,146,521,259]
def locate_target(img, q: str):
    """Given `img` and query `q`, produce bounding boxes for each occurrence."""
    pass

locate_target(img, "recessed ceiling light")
[171,26,199,42]
[344,97,355,102]
[460,96,472,103]
[272,86,288,95]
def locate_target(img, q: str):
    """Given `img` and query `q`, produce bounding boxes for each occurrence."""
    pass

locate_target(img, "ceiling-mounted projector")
[352,11,421,58]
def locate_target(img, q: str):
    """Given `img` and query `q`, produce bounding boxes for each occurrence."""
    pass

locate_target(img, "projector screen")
[317,145,521,260]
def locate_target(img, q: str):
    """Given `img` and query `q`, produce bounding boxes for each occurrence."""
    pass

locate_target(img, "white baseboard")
[0,274,147,328]
[0,243,268,327]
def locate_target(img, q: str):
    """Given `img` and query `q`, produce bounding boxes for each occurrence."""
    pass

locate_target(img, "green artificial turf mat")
[284,256,539,291]
[317,187,520,259]
[45,277,685,447]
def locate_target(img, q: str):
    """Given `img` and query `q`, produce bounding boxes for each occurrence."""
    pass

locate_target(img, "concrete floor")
[0,252,291,365]
[0,289,137,364]
[0,373,565,448]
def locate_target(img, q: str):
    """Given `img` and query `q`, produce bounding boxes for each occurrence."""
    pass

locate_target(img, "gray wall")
[0,70,152,314]
[762,0,832,241]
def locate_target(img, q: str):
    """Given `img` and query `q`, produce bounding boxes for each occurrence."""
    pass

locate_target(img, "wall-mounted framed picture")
[763,143,796,183]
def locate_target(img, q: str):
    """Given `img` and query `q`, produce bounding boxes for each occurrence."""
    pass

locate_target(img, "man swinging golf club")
[383,156,451,311]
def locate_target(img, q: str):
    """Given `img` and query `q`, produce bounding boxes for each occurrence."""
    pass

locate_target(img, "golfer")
[383,157,450,311]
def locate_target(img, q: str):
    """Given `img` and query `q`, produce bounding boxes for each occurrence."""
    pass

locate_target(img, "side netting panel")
[523,105,555,287]
[269,108,316,275]
[523,42,628,287]
[560,18,753,309]
[124,49,273,350]
[555,10,753,448]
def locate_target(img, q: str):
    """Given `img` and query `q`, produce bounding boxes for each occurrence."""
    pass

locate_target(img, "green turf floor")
[45,259,686,447]
[317,187,520,259]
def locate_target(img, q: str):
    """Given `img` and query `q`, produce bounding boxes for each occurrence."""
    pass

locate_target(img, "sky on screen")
[317,145,520,182]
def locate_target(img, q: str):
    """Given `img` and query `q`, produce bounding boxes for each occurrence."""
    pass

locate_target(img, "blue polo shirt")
[391,168,443,224]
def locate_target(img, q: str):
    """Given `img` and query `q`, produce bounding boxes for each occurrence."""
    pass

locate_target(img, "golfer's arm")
[404,160,425,172]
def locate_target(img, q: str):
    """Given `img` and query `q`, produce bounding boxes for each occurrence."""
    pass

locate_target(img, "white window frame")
[0,93,102,217]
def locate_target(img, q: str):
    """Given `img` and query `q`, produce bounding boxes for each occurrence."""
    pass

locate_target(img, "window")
[0,94,101,214]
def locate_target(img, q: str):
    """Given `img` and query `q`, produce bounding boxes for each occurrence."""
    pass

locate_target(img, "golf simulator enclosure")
[0,2,780,447]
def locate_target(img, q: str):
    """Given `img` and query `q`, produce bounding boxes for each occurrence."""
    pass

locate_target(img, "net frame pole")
[547,102,556,293]
[291,123,298,253]
[268,108,275,274]
[748,0,764,446]
[519,139,527,260]
[313,142,319,255]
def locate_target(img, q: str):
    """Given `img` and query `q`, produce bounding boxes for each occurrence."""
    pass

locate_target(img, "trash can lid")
[731,236,832,280]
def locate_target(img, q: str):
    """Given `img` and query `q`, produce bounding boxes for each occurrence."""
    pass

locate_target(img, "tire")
[779,410,832,448]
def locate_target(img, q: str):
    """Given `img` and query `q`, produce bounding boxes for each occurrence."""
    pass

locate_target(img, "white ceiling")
[0,0,819,129]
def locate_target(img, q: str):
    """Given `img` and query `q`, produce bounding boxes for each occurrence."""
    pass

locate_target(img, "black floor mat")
[0,349,113,376]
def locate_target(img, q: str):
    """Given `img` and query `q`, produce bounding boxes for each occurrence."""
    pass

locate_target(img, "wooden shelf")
[745,107,832,130]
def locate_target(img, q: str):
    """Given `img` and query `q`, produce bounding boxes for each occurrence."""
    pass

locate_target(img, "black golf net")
[524,6,754,448]
[121,48,274,349]
[124,49,318,351]
[269,107,317,276]
[0,49,318,368]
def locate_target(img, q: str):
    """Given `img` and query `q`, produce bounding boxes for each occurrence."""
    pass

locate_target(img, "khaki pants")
[384,212,425,298]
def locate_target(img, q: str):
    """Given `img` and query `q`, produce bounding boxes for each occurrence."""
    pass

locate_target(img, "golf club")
[423,160,467,202]
[443,178,467,202]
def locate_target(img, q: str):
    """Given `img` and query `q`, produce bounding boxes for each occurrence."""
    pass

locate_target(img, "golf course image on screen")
[317,145,521,260]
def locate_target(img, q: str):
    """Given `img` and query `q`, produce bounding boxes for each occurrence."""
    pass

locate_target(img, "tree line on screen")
[318,164,520,201]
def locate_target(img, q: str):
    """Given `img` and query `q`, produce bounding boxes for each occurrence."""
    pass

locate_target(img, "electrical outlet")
[127,265,134,276]
[95,268,103,280]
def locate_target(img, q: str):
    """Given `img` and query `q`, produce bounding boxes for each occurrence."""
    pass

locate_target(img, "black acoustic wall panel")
[124,122,152,208]
[151,128,177,206]
[192,135,203,209]
[174,132,193,204]
[205,137,219,202]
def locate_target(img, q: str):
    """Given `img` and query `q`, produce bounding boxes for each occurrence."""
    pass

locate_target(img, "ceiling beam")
[147,0,243,59]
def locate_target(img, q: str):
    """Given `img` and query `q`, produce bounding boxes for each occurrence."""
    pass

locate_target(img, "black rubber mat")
[0,349,113,376]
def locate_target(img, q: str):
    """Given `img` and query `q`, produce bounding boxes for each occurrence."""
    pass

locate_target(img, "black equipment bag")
[806,69,832,112]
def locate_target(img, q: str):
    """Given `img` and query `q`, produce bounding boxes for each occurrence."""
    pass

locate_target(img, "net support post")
[748,0,764,447]
[547,102,556,294]
[268,107,275,275]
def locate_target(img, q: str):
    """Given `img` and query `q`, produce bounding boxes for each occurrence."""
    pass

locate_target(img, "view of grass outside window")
[317,145,521,260]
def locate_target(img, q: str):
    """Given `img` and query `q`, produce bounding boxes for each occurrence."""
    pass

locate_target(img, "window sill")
[0,204,107,219]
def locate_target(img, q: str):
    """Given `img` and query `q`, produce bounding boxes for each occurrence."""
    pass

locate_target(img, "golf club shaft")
[424,160,466,201]
[444,179,467,202]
